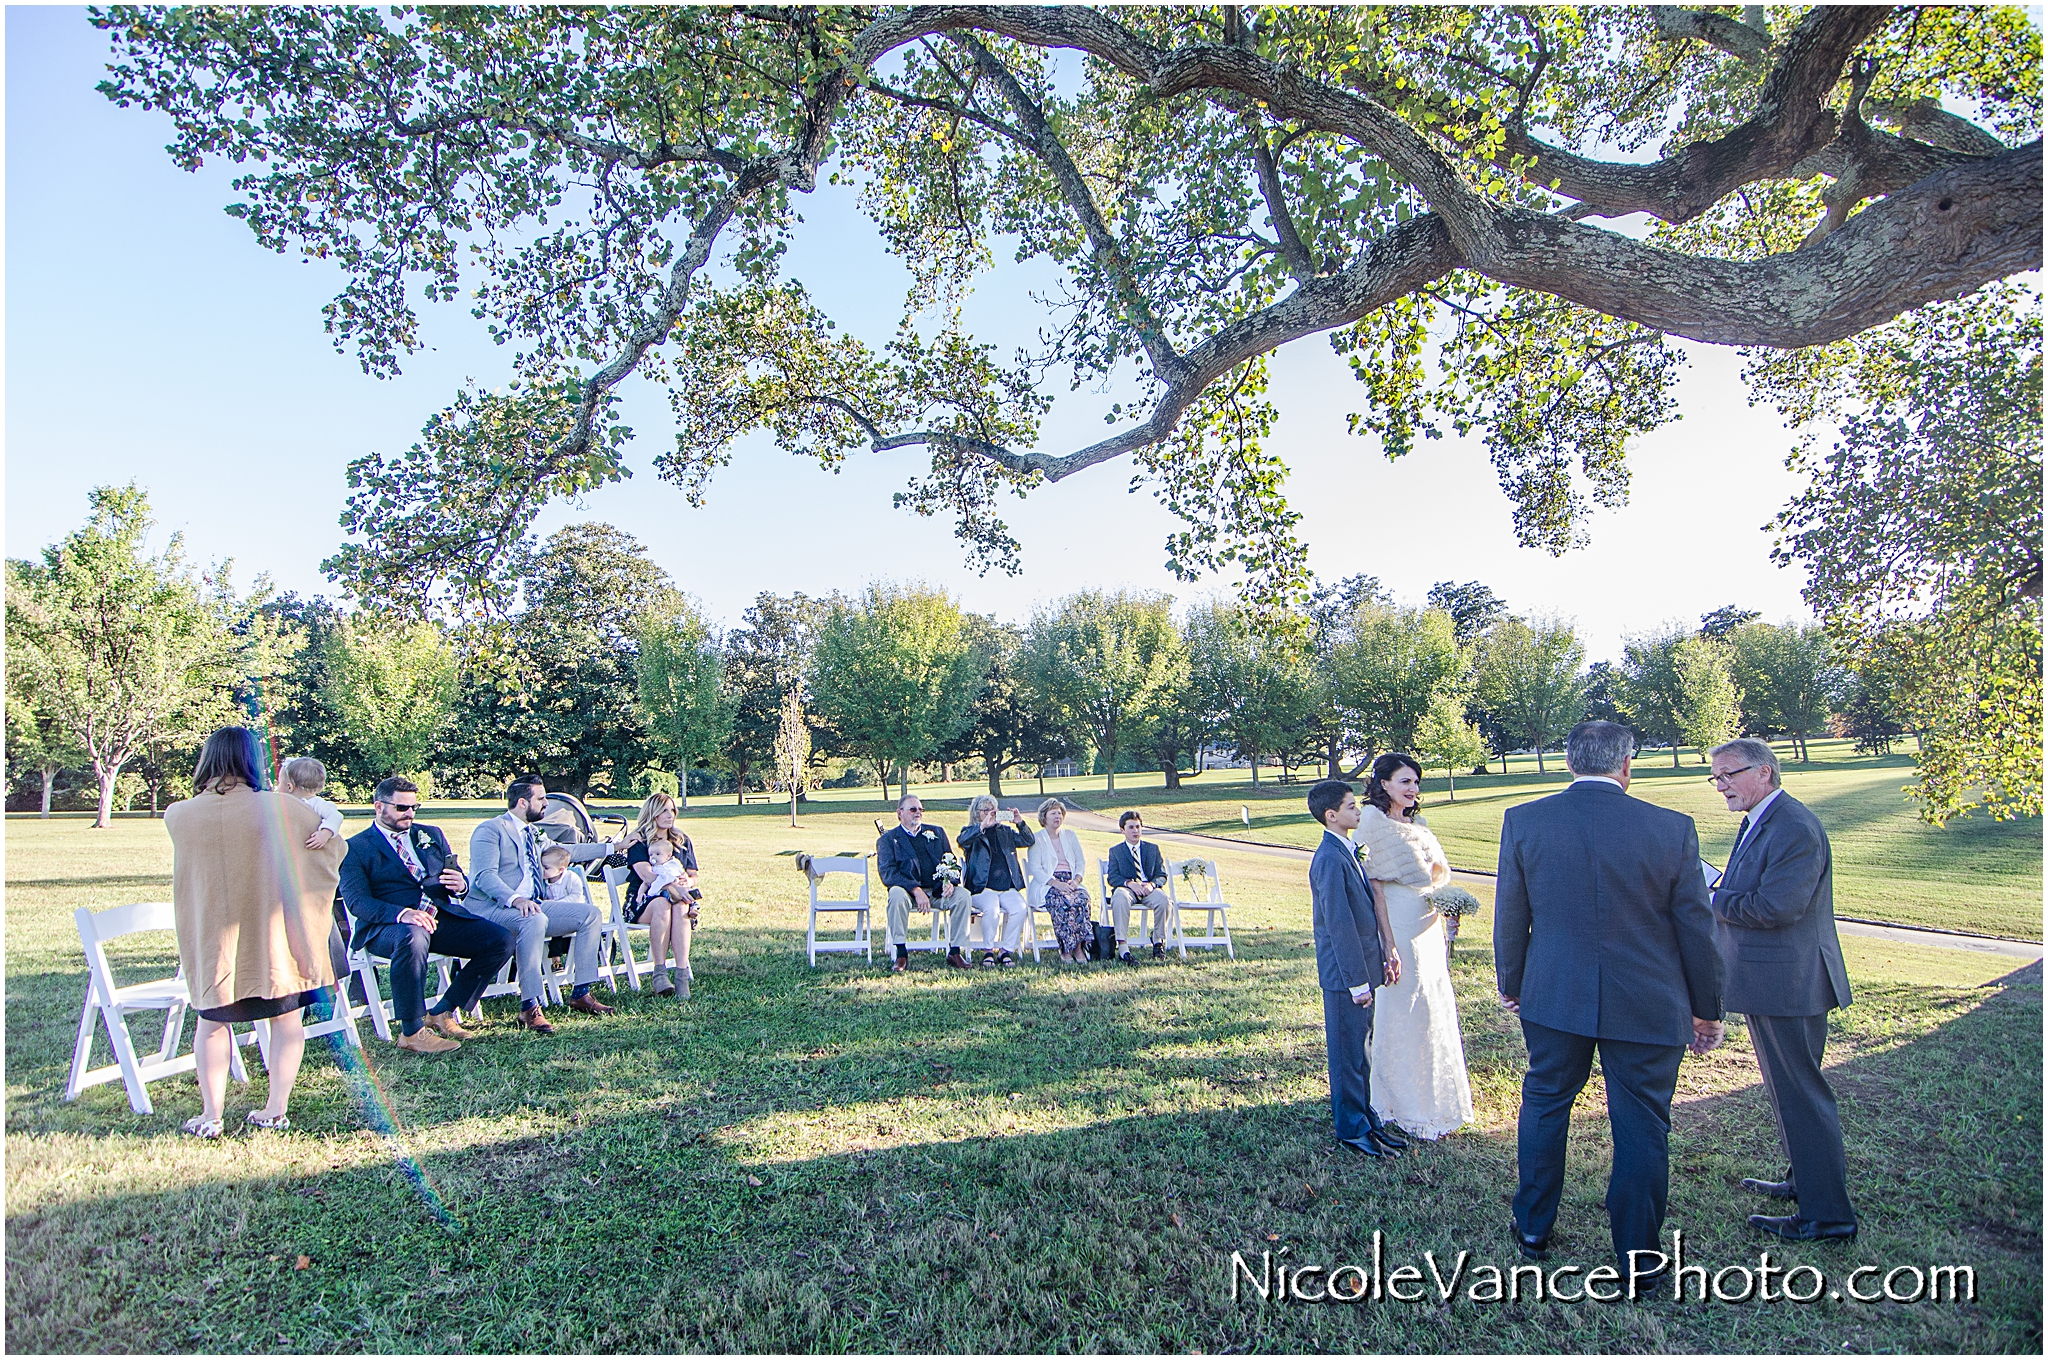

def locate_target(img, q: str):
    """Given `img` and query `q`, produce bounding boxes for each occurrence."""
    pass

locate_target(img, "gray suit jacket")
[1495,780,1724,1047]
[463,814,609,915]
[1712,792,1851,1016]
[1311,829,1386,995]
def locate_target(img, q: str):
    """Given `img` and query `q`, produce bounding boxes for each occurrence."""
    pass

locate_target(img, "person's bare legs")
[648,898,672,980]
[192,1018,234,1124]
[253,1010,306,1120]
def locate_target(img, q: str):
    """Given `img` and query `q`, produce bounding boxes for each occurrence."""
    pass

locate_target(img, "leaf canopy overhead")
[93,4,2043,612]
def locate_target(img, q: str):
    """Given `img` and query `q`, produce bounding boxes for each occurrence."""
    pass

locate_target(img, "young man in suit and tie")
[1709,738,1858,1243]
[1307,780,1406,1158]
[1106,811,1171,963]
[1495,721,1725,1282]
[878,793,974,973]
[338,776,513,1054]
[462,774,619,1034]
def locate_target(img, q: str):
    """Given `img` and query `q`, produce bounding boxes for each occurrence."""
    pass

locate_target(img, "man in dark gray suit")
[1709,738,1857,1242]
[1495,721,1725,1278]
[1307,779,1405,1158]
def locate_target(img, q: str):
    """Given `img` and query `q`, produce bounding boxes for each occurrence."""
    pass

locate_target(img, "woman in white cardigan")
[1025,798,1094,962]
[1357,752,1475,1140]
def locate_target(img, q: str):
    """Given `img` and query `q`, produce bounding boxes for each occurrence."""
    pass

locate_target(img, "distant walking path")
[1059,802,2044,961]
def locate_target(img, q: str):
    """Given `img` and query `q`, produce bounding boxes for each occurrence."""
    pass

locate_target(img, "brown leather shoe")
[423,1011,473,1041]
[517,1004,558,1035]
[566,994,615,1016]
[946,951,973,970]
[395,1028,460,1055]
[891,955,908,974]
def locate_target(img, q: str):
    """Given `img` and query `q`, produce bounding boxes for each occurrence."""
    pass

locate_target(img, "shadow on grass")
[7,935,2040,1353]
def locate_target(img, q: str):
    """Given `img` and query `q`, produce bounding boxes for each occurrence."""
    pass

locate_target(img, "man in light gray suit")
[463,774,617,1033]
[1709,738,1857,1242]
[1496,721,1725,1283]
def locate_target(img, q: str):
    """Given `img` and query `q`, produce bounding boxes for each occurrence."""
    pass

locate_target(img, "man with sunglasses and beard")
[339,777,513,1054]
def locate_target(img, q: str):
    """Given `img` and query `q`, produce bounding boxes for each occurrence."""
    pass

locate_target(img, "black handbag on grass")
[1093,923,1117,961]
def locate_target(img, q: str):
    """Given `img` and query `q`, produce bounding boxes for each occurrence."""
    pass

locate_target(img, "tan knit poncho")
[164,784,347,1011]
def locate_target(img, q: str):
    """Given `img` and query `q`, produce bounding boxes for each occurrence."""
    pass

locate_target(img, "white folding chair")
[1099,858,1173,956]
[66,902,251,1115]
[1018,874,1061,963]
[805,856,873,966]
[598,864,652,990]
[341,903,465,1041]
[1165,858,1234,960]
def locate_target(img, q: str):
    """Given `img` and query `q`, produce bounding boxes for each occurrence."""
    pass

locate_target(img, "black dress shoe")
[1337,1136,1392,1159]
[1741,1177,1797,1200]
[1749,1215,1856,1242]
[1366,1124,1409,1151]
[1510,1223,1550,1261]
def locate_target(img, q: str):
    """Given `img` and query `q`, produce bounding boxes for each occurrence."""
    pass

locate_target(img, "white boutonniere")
[922,828,936,840]
[412,829,434,854]
[1353,842,1370,871]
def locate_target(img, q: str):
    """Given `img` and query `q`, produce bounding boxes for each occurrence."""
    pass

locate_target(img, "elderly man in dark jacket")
[1709,737,1857,1243]
[1496,721,1725,1284]
[877,793,973,973]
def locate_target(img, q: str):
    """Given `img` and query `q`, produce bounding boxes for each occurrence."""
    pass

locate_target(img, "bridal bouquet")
[1426,884,1482,948]
[1426,885,1481,920]
[935,852,964,887]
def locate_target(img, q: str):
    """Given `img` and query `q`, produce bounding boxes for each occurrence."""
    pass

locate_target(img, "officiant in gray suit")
[1495,720,1725,1280]
[1708,738,1857,1243]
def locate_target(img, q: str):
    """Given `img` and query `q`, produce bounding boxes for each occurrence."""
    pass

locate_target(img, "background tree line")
[8,486,1938,826]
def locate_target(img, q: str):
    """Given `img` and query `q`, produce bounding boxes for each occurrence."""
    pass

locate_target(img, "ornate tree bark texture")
[95,5,2042,609]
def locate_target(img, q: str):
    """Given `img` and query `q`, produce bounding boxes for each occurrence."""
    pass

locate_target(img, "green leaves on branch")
[1753,285,2042,822]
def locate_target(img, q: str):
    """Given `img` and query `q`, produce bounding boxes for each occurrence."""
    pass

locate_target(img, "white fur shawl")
[1356,805,1451,891]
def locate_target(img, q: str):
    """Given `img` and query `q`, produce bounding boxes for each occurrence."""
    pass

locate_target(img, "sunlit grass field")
[1010,740,2039,943]
[5,787,2039,1352]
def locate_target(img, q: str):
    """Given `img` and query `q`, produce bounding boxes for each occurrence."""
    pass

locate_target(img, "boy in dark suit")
[1106,810,1171,963]
[338,776,512,1054]
[1307,780,1404,1158]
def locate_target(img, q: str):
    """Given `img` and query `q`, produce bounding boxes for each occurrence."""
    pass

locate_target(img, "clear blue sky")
[6,7,1820,661]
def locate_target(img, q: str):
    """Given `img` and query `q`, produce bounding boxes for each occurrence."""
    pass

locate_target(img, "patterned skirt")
[1042,877,1092,954]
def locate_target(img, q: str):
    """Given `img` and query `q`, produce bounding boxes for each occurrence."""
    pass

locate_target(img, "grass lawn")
[1034,739,2042,943]
[5,804,2040,1352]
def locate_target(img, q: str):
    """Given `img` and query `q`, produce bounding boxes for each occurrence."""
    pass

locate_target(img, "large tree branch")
[1503,6,1895,222]
[955,36,1186,384]
[1242,110,1318,283]
[1650,7,1775,64]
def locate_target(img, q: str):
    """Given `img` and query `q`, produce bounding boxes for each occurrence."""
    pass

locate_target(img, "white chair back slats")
[805,855,873,966]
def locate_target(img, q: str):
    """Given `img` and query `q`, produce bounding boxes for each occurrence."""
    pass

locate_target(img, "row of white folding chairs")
[67,870,668,1115]
[805,853,1233,965]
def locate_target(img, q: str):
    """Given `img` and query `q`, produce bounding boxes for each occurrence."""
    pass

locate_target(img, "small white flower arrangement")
[1426,885,1481,920]
[935,852,964,886]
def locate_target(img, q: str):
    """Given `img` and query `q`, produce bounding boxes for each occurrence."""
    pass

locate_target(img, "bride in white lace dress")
[1358,753,1475,1140]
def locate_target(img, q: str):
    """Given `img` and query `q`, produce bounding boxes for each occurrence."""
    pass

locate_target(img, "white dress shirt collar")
[1569,775,1626,790]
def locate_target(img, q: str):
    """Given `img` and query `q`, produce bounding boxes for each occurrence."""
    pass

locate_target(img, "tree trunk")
[1327,738,1342,780]
[1104,749,1115,793]
[676,764,690,809]
[1250,753,1260,787]
[987,754,1003,799]
[1498,750,1508,775]
[1671,744,1681,768]
[93,760,121,829]
[1447,769,1457,802]
[789,787,799,827]
[1535,746,1545,775]
[1038,767,1047,798]
[40,766,54,819]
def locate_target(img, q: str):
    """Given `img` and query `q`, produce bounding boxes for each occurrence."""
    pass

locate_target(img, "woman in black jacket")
[959,793,1035,968]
